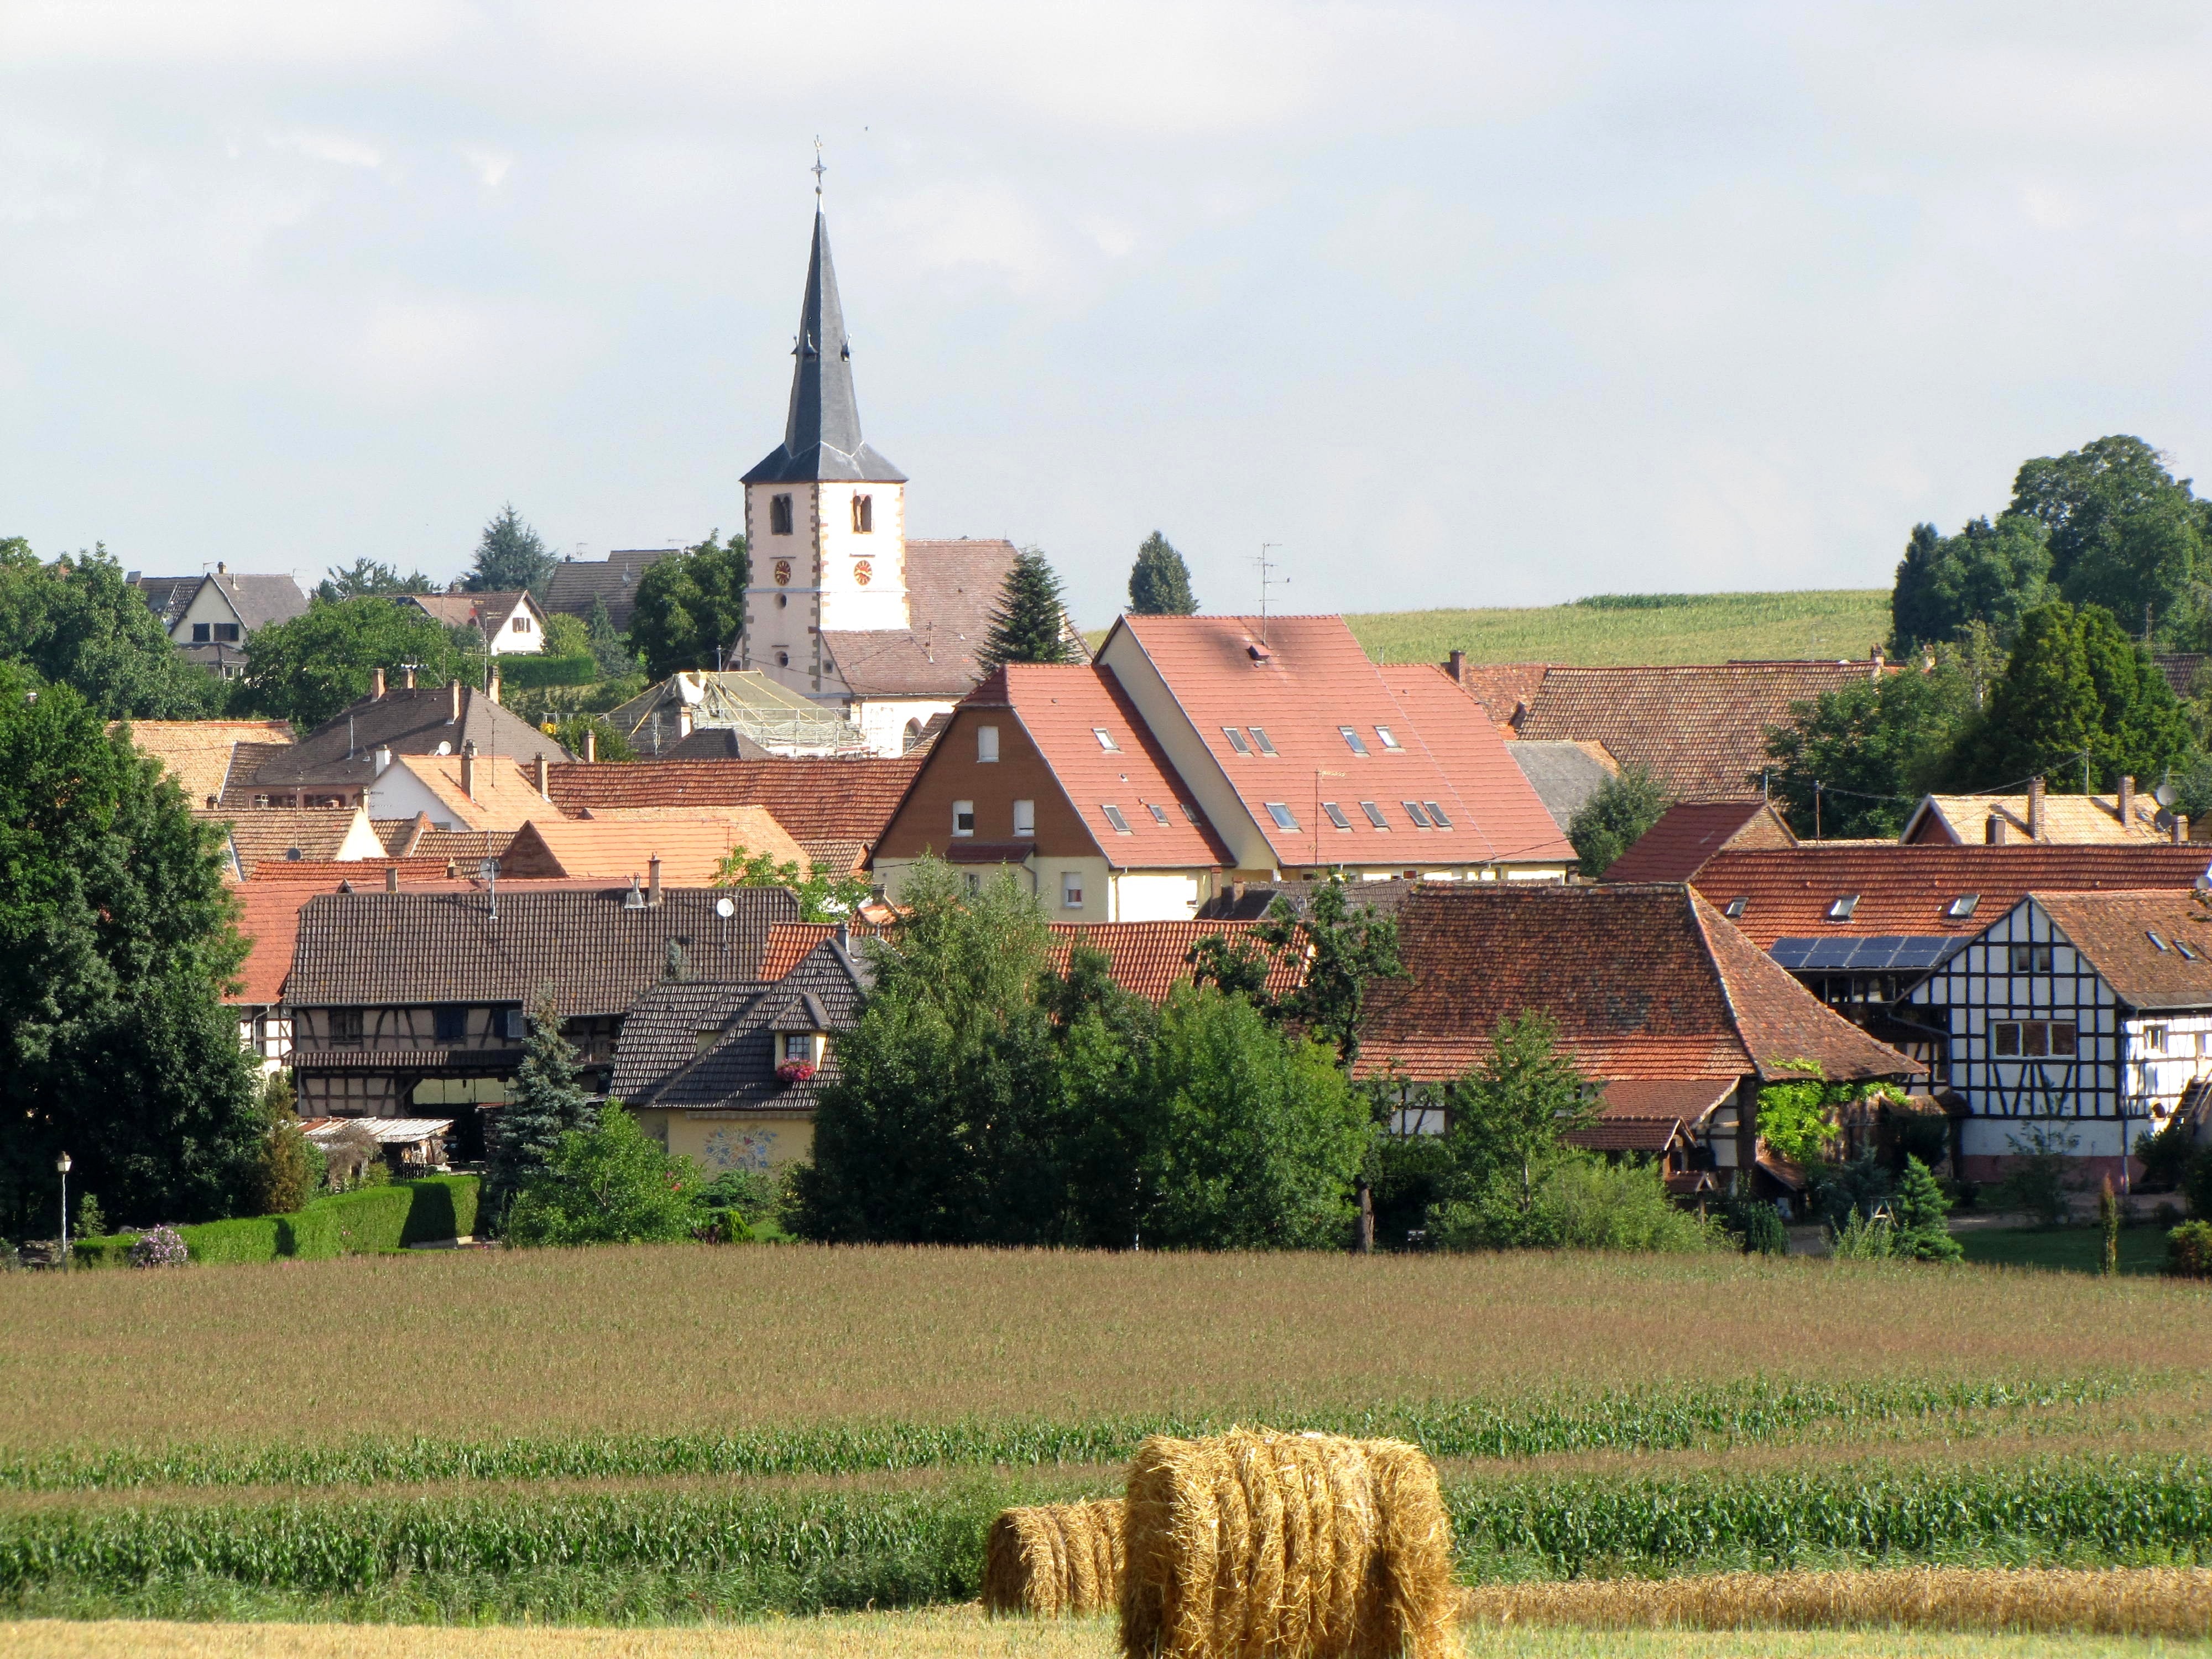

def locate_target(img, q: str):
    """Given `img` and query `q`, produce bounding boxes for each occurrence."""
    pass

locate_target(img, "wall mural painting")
[702,1127,779,1172]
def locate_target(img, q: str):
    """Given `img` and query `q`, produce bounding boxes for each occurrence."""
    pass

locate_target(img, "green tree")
[1257,880,1405,1070]
[1427,1011,1603,1245]
[503,1105,705,1247]
[790,860,1066,1244]
[2010,436,2204,634]
[541,613,590,659]
[467,503,558,596]
[0,664,262,1233]
[1039,942,1160,1249]
[1957,600,2191,791]
[548,713,635,762]
[1568,763,1671,875]
[1762,661,1978,838]
[585,593,634,678]
[233,597,472,729]
[629,530,749,680]
[0,540,217,719]
[1889,515,2053,650]
[1128,531,1198,615]
[979,549,1075,670]
[484,986,597,1231]
[713,843,872,922]
[316,559,437,604]
[252,1071,316,1217]
[1131,983,1366,1250]
[1892,1154,1963,1262]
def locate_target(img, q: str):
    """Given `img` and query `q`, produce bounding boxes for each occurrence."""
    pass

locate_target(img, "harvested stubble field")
[1341,590,1893,669]
[4,1246,2210,1624]
[1,1614,2205,1659]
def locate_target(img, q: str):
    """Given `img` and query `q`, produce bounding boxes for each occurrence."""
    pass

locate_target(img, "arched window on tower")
[852,494,874,533]
[901,718,923,753]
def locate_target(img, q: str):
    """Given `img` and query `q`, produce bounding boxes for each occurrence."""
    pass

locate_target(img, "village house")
[1082,613,1575,886]
[1505,739,1618,837]
[541,547,679,632]
[132,565,309,679]
[1900,775,2194,846]
[1903,889,2212,1186]
[397,591,551,654]
[498,811,808,886]
[733,206,1084,754]
[1355,883,1921,1202]
[1601,799,1798,884]
[117,718,296,807]
[282,885,797,1152]
[605,670,873,759]
[198,804,390,880]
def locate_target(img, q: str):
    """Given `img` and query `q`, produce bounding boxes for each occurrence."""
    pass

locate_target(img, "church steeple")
[743,210,906,484]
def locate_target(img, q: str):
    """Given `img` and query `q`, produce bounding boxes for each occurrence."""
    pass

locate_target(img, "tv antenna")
[1256,544,1284,645]
[812,137,826,199]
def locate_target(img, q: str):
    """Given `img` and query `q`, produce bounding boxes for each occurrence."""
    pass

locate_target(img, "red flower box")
[775,1061,817,1086]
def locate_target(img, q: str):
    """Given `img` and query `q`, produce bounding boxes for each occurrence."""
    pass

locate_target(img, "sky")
[4,2,2210,629]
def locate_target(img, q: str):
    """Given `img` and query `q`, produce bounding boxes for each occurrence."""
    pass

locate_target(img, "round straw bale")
[983,1499,1126,1617]
[1118,1428,1455,1659]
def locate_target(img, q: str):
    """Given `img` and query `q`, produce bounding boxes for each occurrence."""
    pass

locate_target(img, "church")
[737,203,1080,756]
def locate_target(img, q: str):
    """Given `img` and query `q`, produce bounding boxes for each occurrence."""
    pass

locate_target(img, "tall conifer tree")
[485,986,596,1230]
[1128,531,1198,615]
[979,549,1075,670]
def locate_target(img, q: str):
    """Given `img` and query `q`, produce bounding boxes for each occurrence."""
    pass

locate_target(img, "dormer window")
[770,494,794,535]
[852,494,873,533]
[1826,895,1858,921]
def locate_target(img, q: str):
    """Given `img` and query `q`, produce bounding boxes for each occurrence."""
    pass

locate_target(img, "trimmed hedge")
[494,654,597,691]
[69,1177,479,1269]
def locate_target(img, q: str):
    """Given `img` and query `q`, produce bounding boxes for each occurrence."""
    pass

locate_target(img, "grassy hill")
[1345,589,1892,667]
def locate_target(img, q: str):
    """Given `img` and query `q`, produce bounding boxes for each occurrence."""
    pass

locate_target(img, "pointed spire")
[743,210,906,485]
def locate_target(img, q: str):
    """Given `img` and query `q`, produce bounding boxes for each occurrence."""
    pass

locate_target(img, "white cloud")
[267,129,383,170]
[462,148,511,189]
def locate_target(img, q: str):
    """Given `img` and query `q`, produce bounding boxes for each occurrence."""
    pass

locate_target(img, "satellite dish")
[714,896,736,919]
[2157,808,2178,834]
[2197,862,2212,894]
[478,858,499,881]
[435,740,452,757]
[2157,784,2178,808]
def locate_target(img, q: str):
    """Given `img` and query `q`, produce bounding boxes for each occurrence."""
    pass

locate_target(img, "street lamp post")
[55,1152,71,1270]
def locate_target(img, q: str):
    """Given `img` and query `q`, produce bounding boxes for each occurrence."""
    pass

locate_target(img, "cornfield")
[0,1376,2121,1494]
[1462,1566,2212,1639]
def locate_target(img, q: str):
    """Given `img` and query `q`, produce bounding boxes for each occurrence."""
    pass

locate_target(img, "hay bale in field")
[983,1499,1126,1617]
[1118,1427,1455,1659]
[1458,1566,2212,1639]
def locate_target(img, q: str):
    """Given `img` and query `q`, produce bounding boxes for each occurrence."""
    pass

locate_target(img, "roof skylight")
[2148,929,2171,952]
[1147,803,1170,825]
[1826,895,1859,921]
[1724,896,1749,919]
[1092,728,1119,752]
[1339,726,1370,756]
[1402,801,1431,828]
[1375,726,1401,750]
[1359,801,1389,829]
[1180,803,1199,824]
[1101,804,1133,833]
[1947,894,1980,919]
[1248,727,1277,755]
[1423,801,1452,828]
[1222,727,1252,755]
[1322,802,1351,830]
[1265,802,1299,831]
[2179,940,2201,962]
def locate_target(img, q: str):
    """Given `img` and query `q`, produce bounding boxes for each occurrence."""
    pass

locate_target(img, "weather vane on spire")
[812,136,826,199]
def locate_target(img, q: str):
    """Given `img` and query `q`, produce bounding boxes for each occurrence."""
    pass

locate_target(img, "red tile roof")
[1603,800,1796,884]
[760,921,885,982]
[1380,665,1575,864]
[1512,661,1893,801]
[1691,844,2212,948]
[1049,920,1304,1004]
[246,859,455,885]
[1449,663,1553,732]
[545,758,921,855]
[1356,883,1914,1084]
[983,664,1235,869]
[1112,615,1570,869]
[2030,891,2212,1010]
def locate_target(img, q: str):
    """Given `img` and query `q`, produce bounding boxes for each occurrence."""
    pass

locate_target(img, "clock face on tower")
[853,560,873,586]
[773,560,791,586]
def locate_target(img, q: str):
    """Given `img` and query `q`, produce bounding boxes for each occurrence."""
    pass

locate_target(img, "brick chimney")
[2119,774,2135,827]
[2177,814,2192,846]
[535,754,550,800]
[583,728,597,764]
[677,706,693,739]
[401,665,416,690]
[2027,776,2046,841]
[1986,813,2009,846]
[488,664,502,705]
[648,854,662,907]
[449,680,462,724]
[385,865,398,894]
[1447,649,1465,684]
[460,742,477,802]
[371,666,386,699]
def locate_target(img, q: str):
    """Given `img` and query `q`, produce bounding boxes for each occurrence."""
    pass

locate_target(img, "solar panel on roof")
[1769,936,1961,972]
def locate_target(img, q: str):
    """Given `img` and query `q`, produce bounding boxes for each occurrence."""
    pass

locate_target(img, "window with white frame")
[1013,799,1035,836]
[1991,1020,2077,1058]
[2143,1024,2170,1053]
[2008,942,2054,972]
[952,800,975,836]
[977,724,999,763]
[1265,802,1298,831]
[1062,872,1084,909]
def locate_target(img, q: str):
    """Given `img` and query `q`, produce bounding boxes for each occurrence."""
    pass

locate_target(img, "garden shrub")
[494,653,597,691]
[2169,1220,2212,1279]
[401,1173,479,1241]
[316,1186,420,1253]
[181,1216,283,1264]
[1724,1197,1789,1256]
[71,1234,138,1268]
[129,1225,187,1267]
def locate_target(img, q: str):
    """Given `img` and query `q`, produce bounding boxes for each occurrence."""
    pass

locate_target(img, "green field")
[1956,1225,2175,1277]
[2,1246,2210,1625]
[1345,591,1892,667]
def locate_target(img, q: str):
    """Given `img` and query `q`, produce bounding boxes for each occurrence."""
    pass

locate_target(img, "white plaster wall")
[1961,1116,2131,1161]
[171,581,242,642]
[814,481,909,635]
[486,606,544,655]
[1107,869,1204,921]
[855,695,958,757]
[367,761,463,829]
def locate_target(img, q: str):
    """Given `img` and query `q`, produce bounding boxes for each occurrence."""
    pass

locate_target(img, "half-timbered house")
[1903,889,2212,1185]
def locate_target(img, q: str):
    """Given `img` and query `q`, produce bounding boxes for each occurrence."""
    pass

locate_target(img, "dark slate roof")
[1506,740,1616,836]
[287,887,799,1017]
[246,686,571,792]
[610,936,868,1112]
[1195,877,1431,922]
[204,571,311,632]
[741,210,905,486]
[134,575,202,627]
[542,549,680,630]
